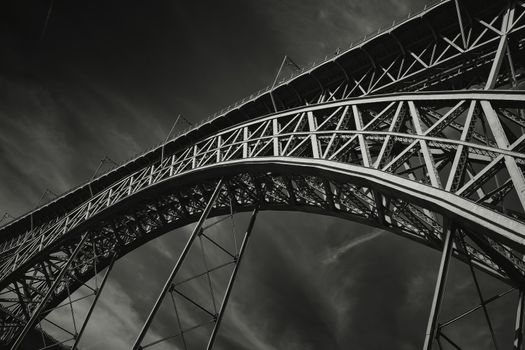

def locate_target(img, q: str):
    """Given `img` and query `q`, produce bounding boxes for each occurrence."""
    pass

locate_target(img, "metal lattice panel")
[0,91,524,346]
[0,0,525,348]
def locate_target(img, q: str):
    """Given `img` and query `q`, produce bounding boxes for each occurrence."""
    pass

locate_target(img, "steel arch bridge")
[1,0,525,349]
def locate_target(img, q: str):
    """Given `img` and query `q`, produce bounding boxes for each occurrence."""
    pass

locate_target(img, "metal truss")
[190,0,525,128]
[132,180,259,350]
[3,91,525,273]
[0,0,525,349]
[0,90,524,347]
[286,0,525,103]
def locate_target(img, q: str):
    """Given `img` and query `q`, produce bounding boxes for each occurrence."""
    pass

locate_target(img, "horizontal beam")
[2,90,523,235]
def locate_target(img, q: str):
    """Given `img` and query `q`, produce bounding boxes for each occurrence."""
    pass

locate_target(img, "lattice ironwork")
[1,0,525,349]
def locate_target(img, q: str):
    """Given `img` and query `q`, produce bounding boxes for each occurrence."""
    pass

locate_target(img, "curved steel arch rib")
[1,0,524,346]
[0,161,520,344]
[1,91,525,345]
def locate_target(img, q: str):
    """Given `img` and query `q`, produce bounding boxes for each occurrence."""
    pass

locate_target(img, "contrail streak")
[322,230,383,265]
[41,0,54,40]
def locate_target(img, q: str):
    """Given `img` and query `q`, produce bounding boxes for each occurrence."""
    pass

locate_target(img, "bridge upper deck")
[0,0,521,244]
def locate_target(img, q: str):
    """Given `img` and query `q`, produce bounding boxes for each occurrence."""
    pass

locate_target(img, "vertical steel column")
[132,179,224,350]
[465,245,499,349]
[423,224,455,350]
[71,254,117,350]
[206,207,259,350]
[272,119,280,156]
[352,105,371,167]
[11,233,90,350]
[514,291,525,350]
[480,101,525,210]
[485,5,513,89]
[453,0,467,49]
[307,111,320,159]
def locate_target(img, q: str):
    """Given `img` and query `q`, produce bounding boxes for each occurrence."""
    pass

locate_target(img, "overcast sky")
[0,1,520,349]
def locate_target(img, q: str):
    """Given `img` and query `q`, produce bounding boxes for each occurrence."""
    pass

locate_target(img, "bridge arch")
[2,90,525,347]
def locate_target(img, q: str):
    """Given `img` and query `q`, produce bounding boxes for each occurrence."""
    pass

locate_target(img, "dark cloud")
[0,1,518,349]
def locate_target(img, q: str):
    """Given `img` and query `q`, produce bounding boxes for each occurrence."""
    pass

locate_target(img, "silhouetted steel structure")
[0,0,525,348]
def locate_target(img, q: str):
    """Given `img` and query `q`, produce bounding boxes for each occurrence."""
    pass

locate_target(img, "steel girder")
[182,0,525,128]
[0,90,524,346]
[1,1,524,251]
[0,168,512,346]
[0,0,525,347]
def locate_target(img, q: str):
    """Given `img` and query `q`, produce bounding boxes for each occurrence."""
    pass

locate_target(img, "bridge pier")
[10,233,91,350]
[132,179,259,350]
[132,179,225,349]
[423,224,455,350]
[205,207,258,350]
[514,290,525,349]
[71,253,117,350]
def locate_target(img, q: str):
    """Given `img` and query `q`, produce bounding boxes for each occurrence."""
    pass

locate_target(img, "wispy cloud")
[218,301,278,350]
[45,277,171,350]
[322,230,383,265]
